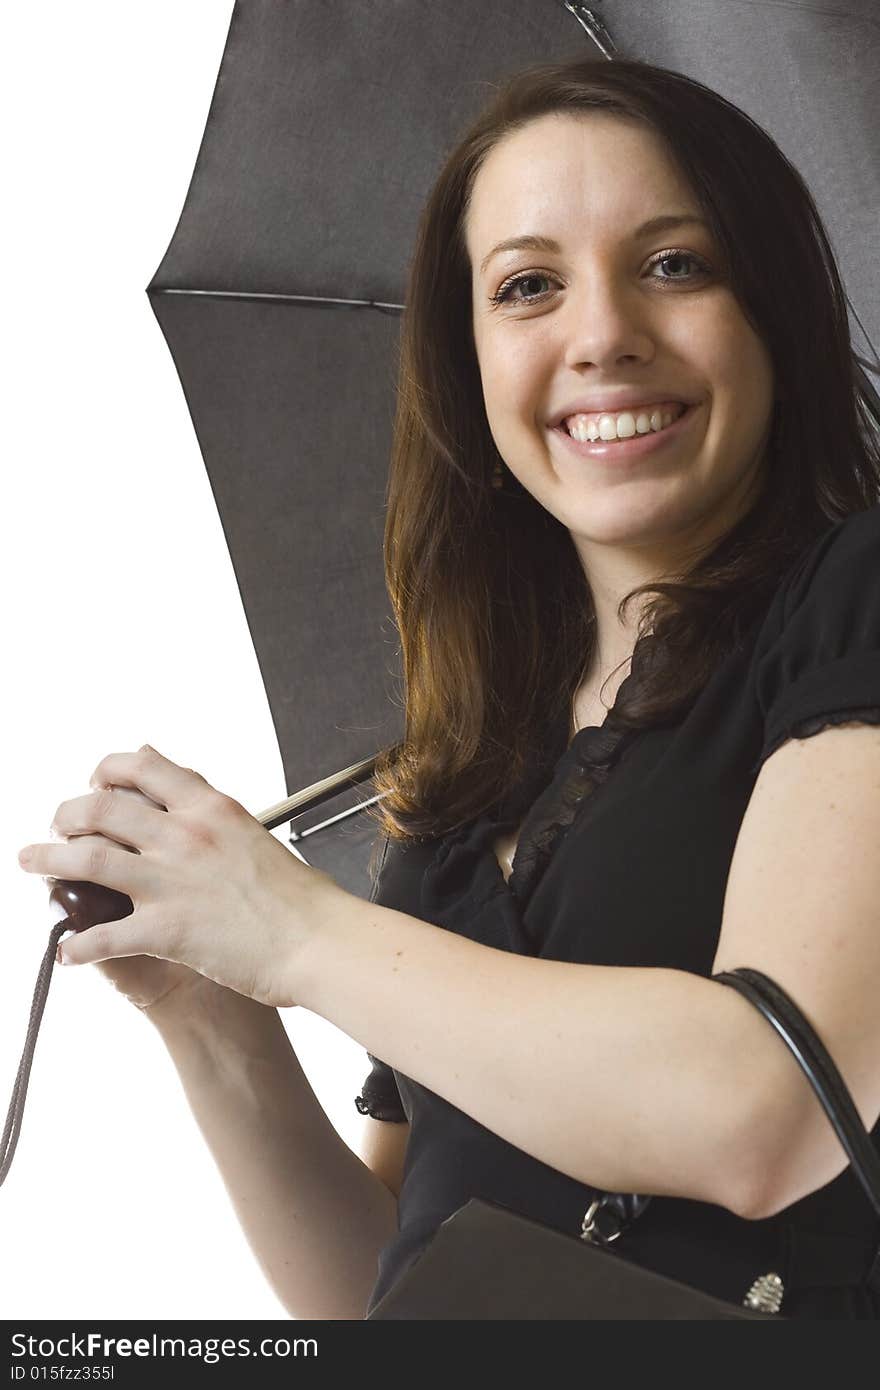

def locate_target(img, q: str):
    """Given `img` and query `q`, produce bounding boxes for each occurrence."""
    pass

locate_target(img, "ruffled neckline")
[420,673,642,951]
[505,712,637,907]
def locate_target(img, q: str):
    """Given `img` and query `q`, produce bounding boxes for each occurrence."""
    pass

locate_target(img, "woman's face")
[465,112,776,575]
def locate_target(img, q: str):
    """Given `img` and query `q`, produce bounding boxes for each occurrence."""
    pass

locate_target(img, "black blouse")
[356,503,880,1319]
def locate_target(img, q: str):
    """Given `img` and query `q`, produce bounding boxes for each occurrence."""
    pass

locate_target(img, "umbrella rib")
[289,790,389,842]
[151,287,404,314]
[558,2,618,58]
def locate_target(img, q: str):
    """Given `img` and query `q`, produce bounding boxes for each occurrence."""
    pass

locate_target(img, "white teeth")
[566,405,684,443]
[599,413,632,440]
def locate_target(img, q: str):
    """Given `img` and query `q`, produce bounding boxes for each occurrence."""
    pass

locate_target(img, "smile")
[564,402,687,441]
[550,401,700,465]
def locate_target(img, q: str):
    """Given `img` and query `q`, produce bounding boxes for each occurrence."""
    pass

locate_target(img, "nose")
[560,277,656,373]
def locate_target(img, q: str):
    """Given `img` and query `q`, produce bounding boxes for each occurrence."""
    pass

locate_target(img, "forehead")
[465,113,698,267]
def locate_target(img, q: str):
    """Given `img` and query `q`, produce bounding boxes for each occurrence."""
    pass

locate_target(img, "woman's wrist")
[143,974,270,1038]
[285,870,365,1016]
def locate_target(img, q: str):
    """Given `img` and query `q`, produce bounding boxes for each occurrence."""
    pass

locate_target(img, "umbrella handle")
[30,749,385,938]
[46,748,385,934]
[1,748,387,1189]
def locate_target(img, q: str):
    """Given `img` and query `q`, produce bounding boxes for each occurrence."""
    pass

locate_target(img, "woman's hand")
[55,785,234,1016]
[17,744,344,1009]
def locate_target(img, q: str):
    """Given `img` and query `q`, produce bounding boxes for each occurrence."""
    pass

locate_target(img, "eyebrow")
[478,213,710,276]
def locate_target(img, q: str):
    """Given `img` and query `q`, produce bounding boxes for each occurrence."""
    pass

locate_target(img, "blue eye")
[490,272,556,307]
[646,249,710,282]
[489,249,709,307]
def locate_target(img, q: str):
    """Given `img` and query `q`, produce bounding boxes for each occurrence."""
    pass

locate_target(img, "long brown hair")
[366,56,880,849]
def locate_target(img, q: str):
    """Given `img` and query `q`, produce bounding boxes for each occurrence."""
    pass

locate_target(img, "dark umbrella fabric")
[146,0,880,897]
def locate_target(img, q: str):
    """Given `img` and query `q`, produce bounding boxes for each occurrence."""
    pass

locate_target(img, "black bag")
[367,968,880,1319]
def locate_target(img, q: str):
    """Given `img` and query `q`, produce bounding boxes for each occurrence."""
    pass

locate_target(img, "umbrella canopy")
[146,0,880,897]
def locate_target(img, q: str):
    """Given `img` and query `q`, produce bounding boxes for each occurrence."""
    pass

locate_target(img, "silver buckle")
[580,1197,623,1246]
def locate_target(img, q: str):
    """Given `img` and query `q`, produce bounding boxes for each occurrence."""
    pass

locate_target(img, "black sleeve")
[753,504,880,770]
[353,834,408,1123]
[354,1052,408,1123]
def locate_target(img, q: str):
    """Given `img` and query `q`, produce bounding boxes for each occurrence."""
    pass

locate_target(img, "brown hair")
[366,55,880,851]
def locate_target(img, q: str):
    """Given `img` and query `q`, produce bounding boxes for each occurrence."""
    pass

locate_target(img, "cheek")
[481,383,527,450]
[479,316,548,384]
[481,350,547,439]
[708,302,774,400]
[697,327,774,443]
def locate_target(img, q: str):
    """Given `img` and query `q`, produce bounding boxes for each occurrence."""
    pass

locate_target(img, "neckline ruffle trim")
[420,691,640,951]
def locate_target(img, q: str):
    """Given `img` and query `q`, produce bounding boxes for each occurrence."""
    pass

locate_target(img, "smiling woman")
[367,56,880,841]
[353,56,880,1320]
[465,106,778,685]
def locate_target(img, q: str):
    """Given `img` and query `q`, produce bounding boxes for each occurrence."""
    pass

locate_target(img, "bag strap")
[712,967,880,1218]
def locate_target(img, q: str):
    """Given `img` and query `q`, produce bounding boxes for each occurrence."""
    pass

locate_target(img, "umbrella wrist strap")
[1,921,69,1187]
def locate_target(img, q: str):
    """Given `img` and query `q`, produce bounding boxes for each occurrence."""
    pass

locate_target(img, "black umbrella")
[144,0,879,899]
[4,0,879,1187]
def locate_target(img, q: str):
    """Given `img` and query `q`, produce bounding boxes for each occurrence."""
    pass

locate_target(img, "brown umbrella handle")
[2,751,385,1189]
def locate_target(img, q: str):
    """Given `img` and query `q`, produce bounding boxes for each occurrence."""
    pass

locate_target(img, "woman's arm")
[711,721,880,1216]
[299,915,771,1218]
[146,984,398,1320]
[297,723,880,1223]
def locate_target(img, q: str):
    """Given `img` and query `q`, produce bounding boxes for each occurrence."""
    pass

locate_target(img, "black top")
[356,503,880,1319]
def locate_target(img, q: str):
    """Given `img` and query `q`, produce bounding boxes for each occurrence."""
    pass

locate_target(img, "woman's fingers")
[19,832,152,901]
[58,897,168,968]
[16,746,314,1003]
[51,785,164,850]
[89,744,212,814]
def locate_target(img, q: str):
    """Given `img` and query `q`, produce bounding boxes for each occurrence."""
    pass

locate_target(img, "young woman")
[355,56,880,1319]
[20,58,880,1320]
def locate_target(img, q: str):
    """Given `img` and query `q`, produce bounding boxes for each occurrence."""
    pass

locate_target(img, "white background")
[1,2,377,1319]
